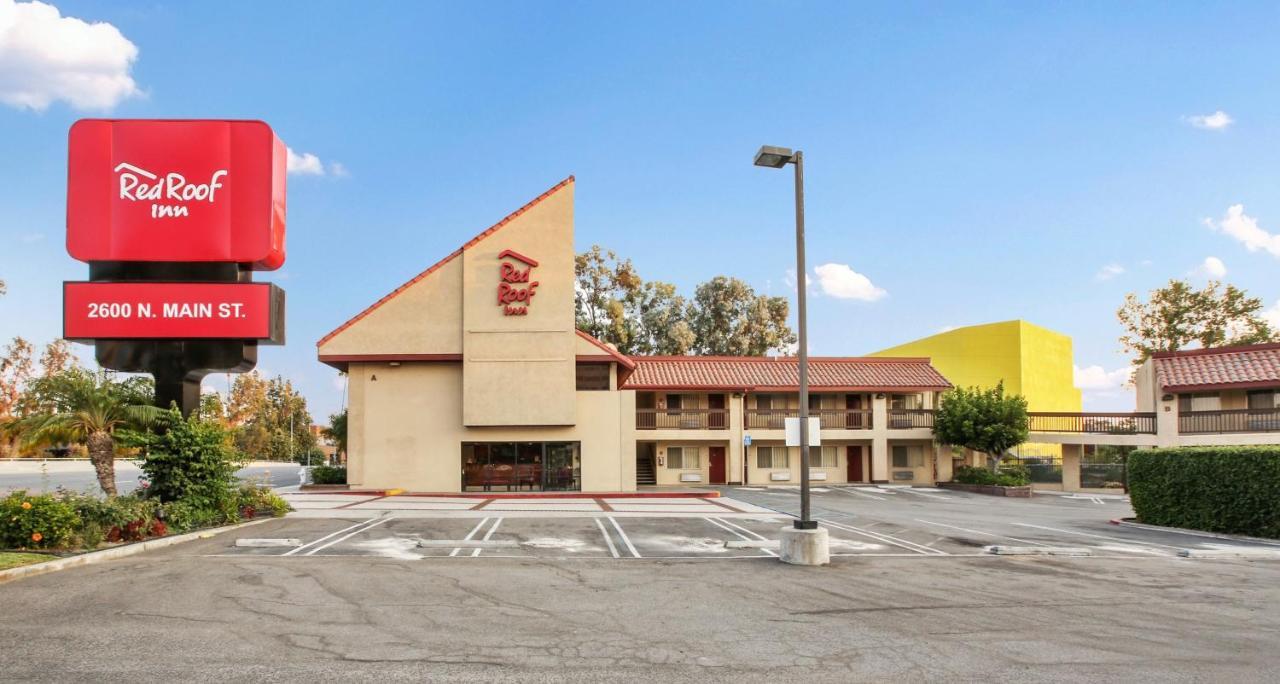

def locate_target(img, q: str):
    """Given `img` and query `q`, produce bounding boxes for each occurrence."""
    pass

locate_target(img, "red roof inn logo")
[497,249,539,316]
[67,119,287,271]
[113,162,228,219]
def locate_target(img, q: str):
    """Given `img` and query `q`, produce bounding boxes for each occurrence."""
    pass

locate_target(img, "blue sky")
[3,1,1280,419]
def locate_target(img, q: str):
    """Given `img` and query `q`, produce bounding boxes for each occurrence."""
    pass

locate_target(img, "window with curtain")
[666,446,699,470]
[892,445,924,468]
[756,446,788,469]
[809,446,837,468]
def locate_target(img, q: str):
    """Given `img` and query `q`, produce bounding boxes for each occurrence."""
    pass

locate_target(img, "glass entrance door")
[462,442,580,492]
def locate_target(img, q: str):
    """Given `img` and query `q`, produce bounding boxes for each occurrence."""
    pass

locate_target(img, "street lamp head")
[753,145,794,168]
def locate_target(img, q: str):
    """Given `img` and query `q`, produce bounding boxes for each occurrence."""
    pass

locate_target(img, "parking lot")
[216,486,1280,562]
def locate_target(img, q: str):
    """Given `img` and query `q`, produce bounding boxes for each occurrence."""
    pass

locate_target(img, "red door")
[846,394,864,428]
[847,445,864,483]
[709,446,727,484]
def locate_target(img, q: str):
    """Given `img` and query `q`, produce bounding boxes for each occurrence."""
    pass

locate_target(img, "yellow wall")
[870,320,1082,412]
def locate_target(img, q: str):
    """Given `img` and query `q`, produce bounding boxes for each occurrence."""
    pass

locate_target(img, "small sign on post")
[784,417,821,447]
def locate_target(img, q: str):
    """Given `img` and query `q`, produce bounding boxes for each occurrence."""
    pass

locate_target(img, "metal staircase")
[636,455,657,486]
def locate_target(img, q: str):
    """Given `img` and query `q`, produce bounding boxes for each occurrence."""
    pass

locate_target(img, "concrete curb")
[1177,548,1280,559]
[0,517,273,585]
[984,546,1093,557]
[1109,518,1280,547]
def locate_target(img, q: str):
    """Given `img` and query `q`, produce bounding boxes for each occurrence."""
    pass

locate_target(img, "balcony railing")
[887,408,935,429]
[1029,412,1156,435]
[636,408,729,430]
[744,409,873,430]
[1179,408,1280,435]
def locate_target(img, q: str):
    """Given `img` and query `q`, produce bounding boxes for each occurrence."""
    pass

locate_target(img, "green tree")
[934,382,1030,472]
[322,409,348,460]
[6,376,163,495]
[1118,279,1276,368]
[226,372,315,461]
[687,276,796,355]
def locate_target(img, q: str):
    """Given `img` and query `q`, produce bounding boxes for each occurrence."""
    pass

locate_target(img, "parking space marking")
[916,519,1050,546]
[1011,523,1182,552]
[704,517,776,557]
[830,487,886,500]
[608,516,642,558]
[819,518,948,556]
[593,518,621,558]
[302,517,395,556]
[451,517,492,557]
[282,518,383,556]
[471,517,504,557]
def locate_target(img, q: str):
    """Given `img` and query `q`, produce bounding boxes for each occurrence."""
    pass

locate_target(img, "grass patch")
[0,552,52,571]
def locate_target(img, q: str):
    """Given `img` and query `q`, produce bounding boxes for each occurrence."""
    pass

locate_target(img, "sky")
[3,1,1280,419]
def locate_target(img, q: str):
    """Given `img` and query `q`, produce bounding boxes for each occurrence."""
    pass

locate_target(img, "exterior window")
[892,445,923,468]
[756,446,788,469]
[890,394,923,410]
[809,446,837,468]
[1247,390,1279,409]
[755,394,774,410]
[575,363,610,391]
[667,446,699,470]
[1179,393,1221,412]
[665,394,683,410]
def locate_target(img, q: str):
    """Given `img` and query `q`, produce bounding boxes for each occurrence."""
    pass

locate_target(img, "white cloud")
[1264,301,1280,329]
[328,161,350,177]
[1074,364,1129,391]
[782,268,812,291]
[1194,256,1227,279]
[286,147,325,175]
[812,263,886,302]
[1185,110,1234,130]
[0,0,141,111]
[1206,204,1280,258]
[1094,263,1125,281]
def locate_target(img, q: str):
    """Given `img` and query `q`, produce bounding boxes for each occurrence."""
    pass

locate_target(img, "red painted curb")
[290,490,720,499]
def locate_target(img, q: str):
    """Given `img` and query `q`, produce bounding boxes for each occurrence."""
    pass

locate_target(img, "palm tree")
[9,386,163,496]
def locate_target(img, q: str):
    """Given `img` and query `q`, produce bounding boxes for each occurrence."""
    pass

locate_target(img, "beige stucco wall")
[319,253,464,356]
[462,183,577,426]
[346,362,635,492]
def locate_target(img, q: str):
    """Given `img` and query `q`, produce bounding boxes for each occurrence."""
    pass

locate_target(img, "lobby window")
[575,363,610,391]
[810,446,837,468]
[756,446,788,469]
[892,445,924,468]
[666,446,699,470]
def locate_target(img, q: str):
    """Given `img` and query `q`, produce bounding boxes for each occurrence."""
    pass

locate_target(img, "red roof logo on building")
[498,249,539,316]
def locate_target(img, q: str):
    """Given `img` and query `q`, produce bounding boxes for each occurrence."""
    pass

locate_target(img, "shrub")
[1128,446,1280,539]
[310,465,347,485]
[1,491,81,549]
[236,484,291,520]
[954,464,1030,487]
[138,409,244,504]
[66,492,162,548]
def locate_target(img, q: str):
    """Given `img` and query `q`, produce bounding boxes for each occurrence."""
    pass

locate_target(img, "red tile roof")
[621,356,951,391]
[316,176,574,348]
[1153,343,1280,391]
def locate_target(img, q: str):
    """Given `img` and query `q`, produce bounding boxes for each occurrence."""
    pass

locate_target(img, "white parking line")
[895,488,956,501]
[819,518,947,556]
[282,518,386,557]
[704,517,776,557]
[916,519,1050,546]
[471,517,504,557]
[451,517,491,557]
[1011,522,1182,551]
[830,487,885,500]
[302,517,394,556]
[594,517,620,558]
[608,516,642,558]
[714,517,780,557]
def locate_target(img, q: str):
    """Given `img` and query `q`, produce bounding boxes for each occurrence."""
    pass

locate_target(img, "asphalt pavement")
[0,461,305,495]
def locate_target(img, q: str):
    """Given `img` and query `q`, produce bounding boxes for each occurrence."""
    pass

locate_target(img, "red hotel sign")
[496,249,539,316]
[66,119,287,270]
[64,282,284,342]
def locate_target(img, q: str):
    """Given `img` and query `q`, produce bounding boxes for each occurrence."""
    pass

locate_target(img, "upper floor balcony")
[1179,408,1280,434]
[744,408,874,430]
[636,408,729,430]
[1028,412,1157,435]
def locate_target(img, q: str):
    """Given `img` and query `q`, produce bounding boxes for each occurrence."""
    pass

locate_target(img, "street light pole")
[754,145,817,532]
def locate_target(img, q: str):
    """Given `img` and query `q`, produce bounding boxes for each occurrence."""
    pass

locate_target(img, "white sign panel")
[784,416,822,447]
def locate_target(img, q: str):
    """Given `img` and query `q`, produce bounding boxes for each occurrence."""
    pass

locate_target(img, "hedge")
[1127,446,1280,539]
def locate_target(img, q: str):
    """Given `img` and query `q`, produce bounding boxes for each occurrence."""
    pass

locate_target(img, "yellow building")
[870,320,1082,412]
